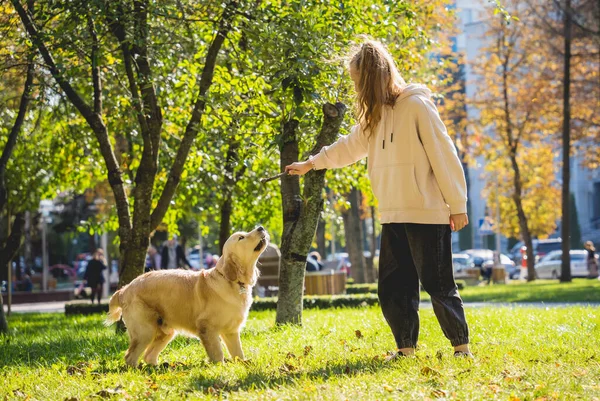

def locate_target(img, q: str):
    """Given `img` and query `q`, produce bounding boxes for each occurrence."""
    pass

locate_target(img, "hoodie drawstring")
[383,106,395,149]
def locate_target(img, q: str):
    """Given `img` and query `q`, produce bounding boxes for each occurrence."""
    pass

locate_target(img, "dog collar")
[216,269,248,294]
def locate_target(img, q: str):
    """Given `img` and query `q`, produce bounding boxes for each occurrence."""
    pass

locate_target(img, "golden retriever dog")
[105,226,269,366]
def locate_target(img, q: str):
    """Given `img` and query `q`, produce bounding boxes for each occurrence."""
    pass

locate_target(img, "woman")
[286,39,471,358]
[585,241,598,279]
[84,248,107,304]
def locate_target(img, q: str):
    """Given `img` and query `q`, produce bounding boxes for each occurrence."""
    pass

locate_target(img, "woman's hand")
[450,213,469,232]
[285,161,312,176]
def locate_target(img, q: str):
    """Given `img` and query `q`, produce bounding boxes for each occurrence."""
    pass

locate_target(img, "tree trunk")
[342,188,368,283]
[560,0,572,283]
[219,195,233,255]
[117,233,149,288]
[316,218,327,259]
[509,155,536,281]
[276,103,346,325]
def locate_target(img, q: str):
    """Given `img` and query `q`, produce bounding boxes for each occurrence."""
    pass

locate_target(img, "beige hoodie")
[311,84,467,225]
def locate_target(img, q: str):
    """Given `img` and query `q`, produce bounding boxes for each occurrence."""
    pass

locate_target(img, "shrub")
[64,295,381,315]
[65,302,109,316]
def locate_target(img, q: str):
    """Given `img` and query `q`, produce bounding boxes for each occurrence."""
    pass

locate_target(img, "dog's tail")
[104,289,123,326]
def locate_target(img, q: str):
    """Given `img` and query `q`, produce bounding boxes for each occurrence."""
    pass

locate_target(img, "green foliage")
[2,306,600,400]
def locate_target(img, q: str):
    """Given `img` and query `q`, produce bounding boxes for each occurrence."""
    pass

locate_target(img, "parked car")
[522,249,596,280]
[461,249,494,269]
[481,254,519,279]
[510,238,562,265]
[452,253,471,273]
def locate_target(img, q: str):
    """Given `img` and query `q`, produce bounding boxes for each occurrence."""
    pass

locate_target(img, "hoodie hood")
[396,84,432,103]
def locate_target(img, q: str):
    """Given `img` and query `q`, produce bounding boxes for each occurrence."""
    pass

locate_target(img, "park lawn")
[455,278,600,303]
[2,307,600,400]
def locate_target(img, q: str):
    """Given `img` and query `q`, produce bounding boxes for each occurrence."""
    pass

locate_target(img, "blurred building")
[453,0,600,250]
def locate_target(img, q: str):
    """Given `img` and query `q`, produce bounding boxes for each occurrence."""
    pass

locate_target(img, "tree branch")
[11,0,132,236]
[0,59,34,214]
[150,0,238,229]
[104,5,150,139]
[87,13,102,114]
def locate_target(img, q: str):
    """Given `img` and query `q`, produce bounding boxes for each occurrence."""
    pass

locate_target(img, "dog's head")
[219,226,269,286]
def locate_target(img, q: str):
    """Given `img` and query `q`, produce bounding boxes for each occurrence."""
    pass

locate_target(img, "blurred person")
[585,241,598,279]
[84,248,107,304]
[145,245,161,272]
[161,235,192,270]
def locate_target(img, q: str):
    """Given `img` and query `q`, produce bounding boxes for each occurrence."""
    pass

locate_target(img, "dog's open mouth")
[254,236,268,252]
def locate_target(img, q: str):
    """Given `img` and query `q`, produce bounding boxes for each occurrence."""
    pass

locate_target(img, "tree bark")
[341,188,368,283]
[560,0,572,283]
[276,103,346,325]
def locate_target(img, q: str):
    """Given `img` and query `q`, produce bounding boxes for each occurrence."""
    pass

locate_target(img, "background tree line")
[1,0,598,330]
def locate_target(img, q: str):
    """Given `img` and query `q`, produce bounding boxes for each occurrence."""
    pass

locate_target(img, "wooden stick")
[260,171,288,184]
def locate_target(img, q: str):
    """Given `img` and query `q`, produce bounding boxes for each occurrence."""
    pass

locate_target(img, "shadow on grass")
[187,356,393,395]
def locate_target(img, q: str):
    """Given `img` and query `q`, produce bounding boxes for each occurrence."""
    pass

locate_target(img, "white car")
[524,250,591,279]
[452,253,471,273]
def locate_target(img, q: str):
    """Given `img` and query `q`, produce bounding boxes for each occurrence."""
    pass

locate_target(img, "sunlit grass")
[1,306,599,400]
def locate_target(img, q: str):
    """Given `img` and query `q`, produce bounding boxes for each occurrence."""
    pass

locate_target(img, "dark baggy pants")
[378,223,469,349]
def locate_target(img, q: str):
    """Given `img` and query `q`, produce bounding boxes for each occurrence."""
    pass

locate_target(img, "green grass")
[346,279,600,303]
[457,278,600,303]
[2,306,600,400]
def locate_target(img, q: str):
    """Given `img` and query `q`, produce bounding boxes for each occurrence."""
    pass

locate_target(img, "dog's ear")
[223,256,239,282]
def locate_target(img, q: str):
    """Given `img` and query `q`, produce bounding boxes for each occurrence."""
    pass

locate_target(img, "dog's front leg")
[221,332,244,360]
[199,331,224,363]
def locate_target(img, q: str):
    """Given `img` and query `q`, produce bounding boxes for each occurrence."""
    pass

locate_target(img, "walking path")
[5,300,600,314]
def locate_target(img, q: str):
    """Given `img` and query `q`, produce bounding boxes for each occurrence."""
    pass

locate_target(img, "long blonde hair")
[348,38,405,136]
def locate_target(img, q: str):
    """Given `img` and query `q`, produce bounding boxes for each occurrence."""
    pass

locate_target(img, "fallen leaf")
[382,384,394,392]
[431,389,448,398]
[488,384,501,393]
[66,366,84,376]
[279,363,297,373]
[572,369,587,377]
[303,346,313,356]
[286,352,297,360]
[421,366,440,376]
[96,386,127,399]
[355,330,363,339]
